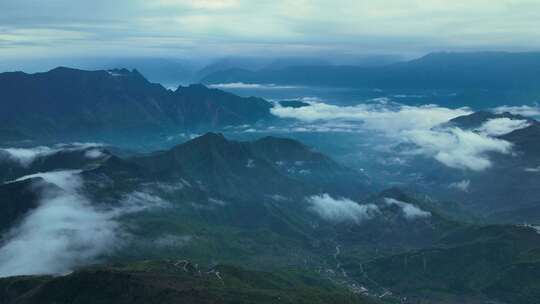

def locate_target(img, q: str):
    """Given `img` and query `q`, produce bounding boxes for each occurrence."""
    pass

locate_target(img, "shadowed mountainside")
[0,67,272,140]
[0,261,378,304]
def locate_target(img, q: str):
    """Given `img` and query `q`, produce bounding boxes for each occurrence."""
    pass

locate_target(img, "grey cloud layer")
[1,0,540,59]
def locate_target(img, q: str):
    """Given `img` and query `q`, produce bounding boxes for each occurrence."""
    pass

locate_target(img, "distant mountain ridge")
[202,52,540,107]
[0,67,272,140]
[202,52,540,90]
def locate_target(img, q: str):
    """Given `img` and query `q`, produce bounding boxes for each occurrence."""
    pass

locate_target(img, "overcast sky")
[1,0,540,61]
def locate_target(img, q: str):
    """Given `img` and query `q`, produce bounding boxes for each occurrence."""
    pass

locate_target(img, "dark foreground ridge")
[0,261,376,304]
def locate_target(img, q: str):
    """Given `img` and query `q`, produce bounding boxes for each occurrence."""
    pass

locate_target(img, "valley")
[1,61,540,303]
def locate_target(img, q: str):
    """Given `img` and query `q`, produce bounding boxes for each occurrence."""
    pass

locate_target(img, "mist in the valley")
[225,95,535,171]
[0,170,169,277]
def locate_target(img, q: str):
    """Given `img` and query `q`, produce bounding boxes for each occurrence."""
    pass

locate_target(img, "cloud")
[271,101,471,133]
[524,166,540,173]
[2,1,540,61]
[0,143,105,167]
[153,234,192,248]
[152,0,240,10]
[272,100,513,171]
[0,146,55,167]
[246,159,256,168]
[307,194,379,224]
[493,105,540,118]
[142,181,187,193]
[475,118,531,136]
[208,197,227,206]
[13,170,83,191]
[84,148,106,159]
[0,170,168,277]
[268,194,288,202]
[384,198,431,220]
[448,179,470,192]
[114,191,170,215]
[208,82,299,89]
[0,171,118,277]
[404,128,512,171]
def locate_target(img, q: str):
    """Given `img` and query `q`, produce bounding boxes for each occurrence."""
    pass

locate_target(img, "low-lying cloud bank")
[476,118,531,136]
[209,82,299,90]
[271,101,471,133]
[0,146,55,167]
[307,194,432,223]
[271,100,529,171]
[404,128,512,171]
[307,194,379,224]
[0,170,168,278]
[384,198,431,220]
[494,105,540,118]
[0,143,105,167]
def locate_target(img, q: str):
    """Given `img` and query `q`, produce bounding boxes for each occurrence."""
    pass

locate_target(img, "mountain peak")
[254,136,308,150]
[48,66,83,73]
[170,132,230,153]
[0,67,272,138]
[194,132,227,143]
[447,110,535,130]
[44,66,149,82]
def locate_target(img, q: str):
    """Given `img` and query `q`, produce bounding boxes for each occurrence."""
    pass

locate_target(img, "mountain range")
[202,52,540,90]
[202,52,540,107]
[2,57,540,303]
[2,133,539,303]
[0,67,272,141]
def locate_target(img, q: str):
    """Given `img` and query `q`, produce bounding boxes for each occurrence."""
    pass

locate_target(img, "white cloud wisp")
[272,100,516,171]
[0,143,105,167]
[384,198,431,220]
[0,170,168,277]
[475,118,531,136]
[307,193,379,224]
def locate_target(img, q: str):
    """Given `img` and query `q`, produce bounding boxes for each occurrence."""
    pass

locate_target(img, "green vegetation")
[358,225,540,303]
[0,261,378,304]
[2,133,540,303]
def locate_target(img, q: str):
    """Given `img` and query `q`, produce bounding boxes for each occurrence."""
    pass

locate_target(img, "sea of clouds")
[269,99,533,171]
